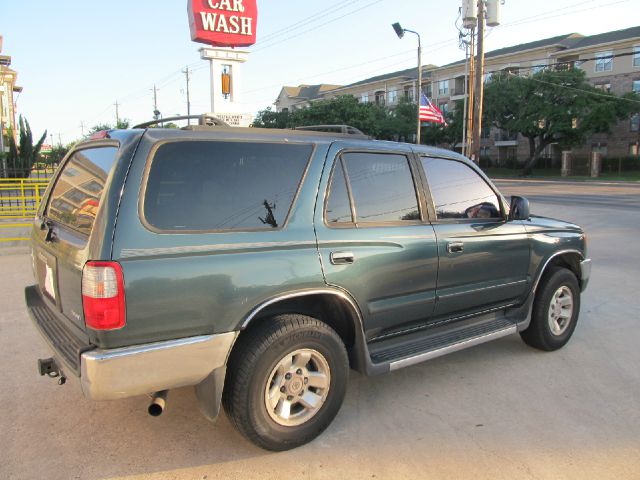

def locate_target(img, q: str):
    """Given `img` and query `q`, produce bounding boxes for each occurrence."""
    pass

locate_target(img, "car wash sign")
[188,0,258,47]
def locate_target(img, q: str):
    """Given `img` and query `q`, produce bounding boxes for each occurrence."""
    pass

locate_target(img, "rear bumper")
[26,285,238,401]
[80,332,237,400]
[580,258,592,292]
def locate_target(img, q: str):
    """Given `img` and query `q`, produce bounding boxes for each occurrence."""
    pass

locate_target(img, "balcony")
[494,131,518,147]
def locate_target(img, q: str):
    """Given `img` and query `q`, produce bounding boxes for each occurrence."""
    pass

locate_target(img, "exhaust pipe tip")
[148,390,168,417]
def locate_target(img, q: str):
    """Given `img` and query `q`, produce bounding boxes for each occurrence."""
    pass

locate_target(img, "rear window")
[143,141,312,232]
[47,147,118,235]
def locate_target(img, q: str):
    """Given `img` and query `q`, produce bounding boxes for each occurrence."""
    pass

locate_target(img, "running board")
[389,325,517,370]
[369,316,517,372]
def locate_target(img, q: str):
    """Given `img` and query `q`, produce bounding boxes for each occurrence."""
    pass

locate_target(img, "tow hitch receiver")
[38,357,66,385]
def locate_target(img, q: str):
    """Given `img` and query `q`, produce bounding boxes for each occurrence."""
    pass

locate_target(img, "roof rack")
[293,125,367,138]
[133,114,230,129]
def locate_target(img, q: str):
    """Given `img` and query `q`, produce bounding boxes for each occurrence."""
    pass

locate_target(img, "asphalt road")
[2,180,639,479]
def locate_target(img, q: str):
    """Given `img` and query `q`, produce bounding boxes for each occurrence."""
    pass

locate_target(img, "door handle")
[330,251,355,265]
[447,242,464,254]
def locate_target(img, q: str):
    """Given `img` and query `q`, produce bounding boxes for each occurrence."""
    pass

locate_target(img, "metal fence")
[0,176,52,243]
[0,178,50,219]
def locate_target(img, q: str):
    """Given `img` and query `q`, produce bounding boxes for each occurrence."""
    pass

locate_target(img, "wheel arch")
[533,250,585,295]
[238,289,370,374]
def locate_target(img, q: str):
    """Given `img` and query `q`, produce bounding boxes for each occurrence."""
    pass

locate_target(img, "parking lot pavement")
[2,182,639,480]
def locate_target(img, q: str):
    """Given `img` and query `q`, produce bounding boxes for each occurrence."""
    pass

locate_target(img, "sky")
[1,0,638,145]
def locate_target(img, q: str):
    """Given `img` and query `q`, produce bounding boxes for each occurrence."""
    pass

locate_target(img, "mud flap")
[195,366,227,422]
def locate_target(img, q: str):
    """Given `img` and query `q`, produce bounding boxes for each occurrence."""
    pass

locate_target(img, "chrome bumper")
[80,332,238,400]
[580,258,592,292]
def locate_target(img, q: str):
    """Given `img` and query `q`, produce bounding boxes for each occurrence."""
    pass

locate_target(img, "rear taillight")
[82,261,126,330]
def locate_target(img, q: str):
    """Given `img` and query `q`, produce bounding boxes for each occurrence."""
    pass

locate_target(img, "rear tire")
[521,267,580,351]
[223,314,349,451]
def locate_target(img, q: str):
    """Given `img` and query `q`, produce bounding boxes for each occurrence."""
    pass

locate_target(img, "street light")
[392,22,422,144]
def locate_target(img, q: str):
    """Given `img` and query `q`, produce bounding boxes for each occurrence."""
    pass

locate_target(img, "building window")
[632,80,640,94]
[439,102,449,115]
[594,83,612,93]
[531,63,546,74]
[388,89,398,104]
[634,46,640,67]
[424,84,432,98]
[595,52,613,72]
[404,86,414,102]
[631,114,640,132]
[437,80,449,96]
[592,144,608,157]
[629,143,639,157]
[360,93,369,104]
[375,91,385,106]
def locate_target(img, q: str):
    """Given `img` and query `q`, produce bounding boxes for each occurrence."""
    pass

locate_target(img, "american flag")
[419,94,446,125]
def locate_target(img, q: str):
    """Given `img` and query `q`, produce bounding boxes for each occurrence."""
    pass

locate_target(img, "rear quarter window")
[143,141,313,232]
[46,146,118,235]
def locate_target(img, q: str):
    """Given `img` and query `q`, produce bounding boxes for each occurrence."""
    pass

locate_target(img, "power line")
[258,0,366,44]
[506,71,640,104]
[253,0,388,53]
[499,0,630,29]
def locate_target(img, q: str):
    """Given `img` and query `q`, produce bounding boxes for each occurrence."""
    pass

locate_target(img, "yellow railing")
[0,178,50,219]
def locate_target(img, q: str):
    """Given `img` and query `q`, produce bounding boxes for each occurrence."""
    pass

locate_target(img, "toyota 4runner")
[25,123,591,450]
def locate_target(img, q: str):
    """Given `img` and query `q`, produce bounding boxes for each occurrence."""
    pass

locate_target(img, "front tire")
[223,314,349,451]
[521,267,581,351]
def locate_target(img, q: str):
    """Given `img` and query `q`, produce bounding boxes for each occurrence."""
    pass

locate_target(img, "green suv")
[26,124,591,451]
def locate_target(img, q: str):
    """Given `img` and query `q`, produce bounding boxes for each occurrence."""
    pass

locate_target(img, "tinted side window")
[421,157,502,220]
[47,147,118,235]
[342,153,420,224]
[325,160,353,224]
[144,141,312,231]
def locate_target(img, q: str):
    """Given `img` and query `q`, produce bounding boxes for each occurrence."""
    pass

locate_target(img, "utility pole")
[57,133,62,147]
[114,101,120,126]
[182,67,192,125]
[79,121,85,137]
[465,29,476,158]
[471,0,485,164]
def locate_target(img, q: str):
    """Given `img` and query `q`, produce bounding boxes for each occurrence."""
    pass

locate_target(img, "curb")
[490,177,640,186]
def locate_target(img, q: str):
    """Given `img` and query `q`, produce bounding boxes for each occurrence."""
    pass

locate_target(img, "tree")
[4,116,47,178]
[252,107,294,129]
[484,68,640,175]
[88,119,130,135]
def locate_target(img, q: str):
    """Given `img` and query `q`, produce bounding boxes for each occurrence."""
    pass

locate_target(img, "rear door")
[33,144,120,332]
[314,143,439,340]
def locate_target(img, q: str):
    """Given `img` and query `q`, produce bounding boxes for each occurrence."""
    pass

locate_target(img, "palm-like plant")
[5,116,47,178]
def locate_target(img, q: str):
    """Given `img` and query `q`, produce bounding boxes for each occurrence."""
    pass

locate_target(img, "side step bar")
[369,316,517,372]
[389,325,516,371]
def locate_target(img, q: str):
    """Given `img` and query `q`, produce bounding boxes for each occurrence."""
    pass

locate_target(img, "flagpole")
[416,34,422,145]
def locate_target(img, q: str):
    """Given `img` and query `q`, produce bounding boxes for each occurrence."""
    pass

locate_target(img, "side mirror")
[509,196,530,221]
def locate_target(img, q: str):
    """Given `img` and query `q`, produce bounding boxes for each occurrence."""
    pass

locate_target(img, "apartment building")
[0,35,22,154]
[274,84,342,112]
[277,26,640,164]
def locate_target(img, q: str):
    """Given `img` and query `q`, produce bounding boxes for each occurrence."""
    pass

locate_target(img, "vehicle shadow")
[24,335,544,480]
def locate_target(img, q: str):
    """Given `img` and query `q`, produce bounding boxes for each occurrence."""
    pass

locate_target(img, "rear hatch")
[30,140,123,364]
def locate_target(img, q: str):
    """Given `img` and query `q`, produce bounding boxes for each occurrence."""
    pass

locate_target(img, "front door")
[314,143,439,340]
[418,156,530,319]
